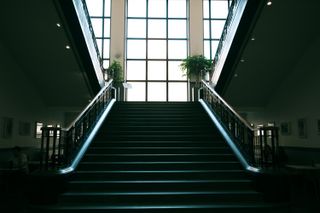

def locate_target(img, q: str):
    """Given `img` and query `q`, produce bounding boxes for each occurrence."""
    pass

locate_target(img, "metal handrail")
[199,80,280,170]
[79,0,103,69]
[65,79,113,131]
[39,79,116,173]
[201,80,254,130]
[213,0,240,69]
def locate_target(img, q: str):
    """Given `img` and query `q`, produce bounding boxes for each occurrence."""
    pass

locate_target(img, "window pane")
[103,39,110,58]
[212,20,226,39]
[148,40,166,59]
[211,1,229,19]
[211,40,219,57]
[168,0,186,18]
[203,20,210,39]
[148,0,166,18]
[168,20,187,38]
[127,40,146,59]
[91,18,103,37]
[103,60,109,69]
[148,83,166,101]
[203,0,209,18]
[204,40,211,59]
[168,61,186,80]
[168,82,187,101]
[128,0,146,17]
[104,0,111,16]
[104,19,111,37]
[148,19,166,38]
[127,82,146,101]
[86,0,103,16]
[148,61,166,80]
[128,19,146,38]
[168,40,187,59]
[127,61,146,80]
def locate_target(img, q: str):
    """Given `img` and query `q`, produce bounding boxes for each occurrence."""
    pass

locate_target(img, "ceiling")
[223,0,320,109]
[1,0,319,110]
[0,0,92,108]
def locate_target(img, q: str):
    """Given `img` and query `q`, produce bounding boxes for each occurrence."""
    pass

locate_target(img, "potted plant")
[180,55,212,85]
[106,60,124,87]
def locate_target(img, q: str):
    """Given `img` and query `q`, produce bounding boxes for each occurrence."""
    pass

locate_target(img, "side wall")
[246,37,320,148]
[0,41,64,148]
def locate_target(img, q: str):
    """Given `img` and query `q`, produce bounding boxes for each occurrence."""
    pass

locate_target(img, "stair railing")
[199,80,280,171]
[40,79,116,173]
[80,0,103,69]
[213,0,240,68]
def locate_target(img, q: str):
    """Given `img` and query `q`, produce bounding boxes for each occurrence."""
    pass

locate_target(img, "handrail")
[201,81,253,131]
[199,80,280,170]
[213,0,241,70]
[65,79,113,130]
[39,79,116,174]
[79,0,103,69]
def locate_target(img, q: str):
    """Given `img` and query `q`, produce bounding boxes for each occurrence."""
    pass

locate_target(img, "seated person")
[11,146,29,174]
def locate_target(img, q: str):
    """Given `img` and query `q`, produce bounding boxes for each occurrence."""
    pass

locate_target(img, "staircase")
[31,102,287,212]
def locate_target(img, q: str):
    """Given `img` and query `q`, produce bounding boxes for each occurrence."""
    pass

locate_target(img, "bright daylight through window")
[126,0,188,102]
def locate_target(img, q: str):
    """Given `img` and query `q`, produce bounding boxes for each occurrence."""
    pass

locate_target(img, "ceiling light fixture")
[251,37,255,41]
[56,23,61,28]
[65,45,71,49]
[267,1,272,6]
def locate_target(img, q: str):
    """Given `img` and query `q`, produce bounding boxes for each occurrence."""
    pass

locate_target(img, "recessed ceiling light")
[240,59,245,63]
[65,45,71,49]
[267,1,272,6]
[56,23,61,28]
[234,73,238,78]
[251,37,255,41]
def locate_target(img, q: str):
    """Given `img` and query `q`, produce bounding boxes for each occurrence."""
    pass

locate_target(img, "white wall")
[245,37,320,148]
[0,41,64,148]
[189,0,204,55]
[110,0,125,65]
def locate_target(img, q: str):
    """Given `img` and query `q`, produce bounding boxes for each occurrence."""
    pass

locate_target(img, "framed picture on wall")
[317,119,320,135]
[280,122,291,135]
[0,117,13,139]
[297,118,307,138]
[19,121,31,136]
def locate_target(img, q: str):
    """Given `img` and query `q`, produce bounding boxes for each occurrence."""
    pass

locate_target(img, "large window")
[126,0,188,102]
[203,0,232,60]
[85,0,111,69]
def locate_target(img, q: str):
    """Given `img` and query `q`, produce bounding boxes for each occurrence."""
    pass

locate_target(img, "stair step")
[90,141,227,147]
[98,130,221,136]
[81,153,237,162]
[97,135,222,141]
[59,191,263,204]
[77,161,243,171]
[67,180,254,192]
[30,203,289,213]
[73,170,248,181]
[86,147,232,154]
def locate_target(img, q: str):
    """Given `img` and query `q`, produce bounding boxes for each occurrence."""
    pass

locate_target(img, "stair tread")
[84,154,233,156]
[37,203,285,210]
[63,191,260,196]
[78,161,240,164]
[70,179,252,184]
[75,170,245,173]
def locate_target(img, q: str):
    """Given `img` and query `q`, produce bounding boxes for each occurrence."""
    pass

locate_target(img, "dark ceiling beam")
[215,0,266,95]
[54,0,104,95]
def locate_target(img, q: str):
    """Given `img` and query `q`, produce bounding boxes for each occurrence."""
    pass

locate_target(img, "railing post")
[39,80,115,173]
